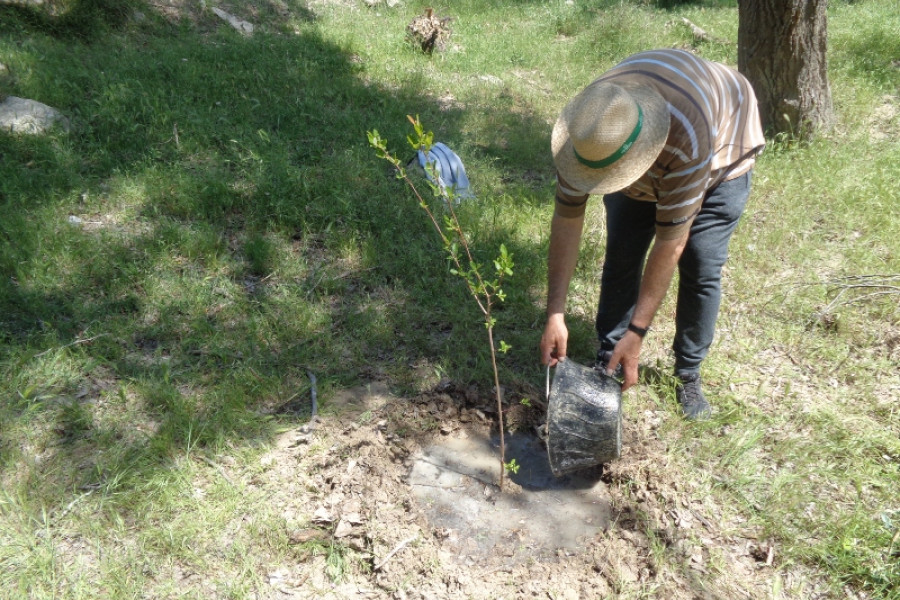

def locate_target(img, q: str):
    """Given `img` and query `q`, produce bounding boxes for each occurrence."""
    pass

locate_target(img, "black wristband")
[627,322,649,338]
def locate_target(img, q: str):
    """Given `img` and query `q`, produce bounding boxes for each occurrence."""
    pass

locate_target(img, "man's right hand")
[540,314,568,366]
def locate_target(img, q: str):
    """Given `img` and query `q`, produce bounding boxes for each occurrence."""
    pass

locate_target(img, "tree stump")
[406,8,452,53]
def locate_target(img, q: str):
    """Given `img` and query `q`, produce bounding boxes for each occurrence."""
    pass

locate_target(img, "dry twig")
[34,334,110,357]
[373,534,418,571]
[813,274,900,318]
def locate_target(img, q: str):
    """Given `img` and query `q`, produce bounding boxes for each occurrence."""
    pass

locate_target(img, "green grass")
[1,0,899,598]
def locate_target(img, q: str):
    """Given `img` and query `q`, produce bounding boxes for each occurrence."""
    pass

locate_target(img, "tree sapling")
[368,117,516,490]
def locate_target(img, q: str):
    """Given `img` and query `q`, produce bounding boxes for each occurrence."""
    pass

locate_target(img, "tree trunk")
[738,0,834,138]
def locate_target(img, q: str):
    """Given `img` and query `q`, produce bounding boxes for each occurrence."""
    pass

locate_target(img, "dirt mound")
[255,382,814,598]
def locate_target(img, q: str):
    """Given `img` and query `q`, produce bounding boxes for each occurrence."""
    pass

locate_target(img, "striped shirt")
[556,49,766,240]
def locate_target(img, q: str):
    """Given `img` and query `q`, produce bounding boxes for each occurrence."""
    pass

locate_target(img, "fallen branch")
[374,534,418,571]
[211,7,254,35]
[55,490,93,521]
[889,528,900,558]
[678,18,730,45]
[34,334,109,358]
[304,370,319,433]
[200,456,236,487]
[814,275,900,316]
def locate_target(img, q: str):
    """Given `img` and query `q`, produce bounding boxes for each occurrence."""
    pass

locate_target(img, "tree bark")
[738,0,834,138]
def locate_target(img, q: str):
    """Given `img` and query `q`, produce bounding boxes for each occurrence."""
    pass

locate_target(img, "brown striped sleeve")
[554,172,589,218]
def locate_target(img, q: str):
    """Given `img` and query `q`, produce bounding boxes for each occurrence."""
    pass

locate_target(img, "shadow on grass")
[0,2,592,512]
[0,0,140,39]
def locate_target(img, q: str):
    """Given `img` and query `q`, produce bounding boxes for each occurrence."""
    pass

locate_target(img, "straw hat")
[552,80,669,195]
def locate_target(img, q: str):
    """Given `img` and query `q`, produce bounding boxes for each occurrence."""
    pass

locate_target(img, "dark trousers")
[595,172,752,376]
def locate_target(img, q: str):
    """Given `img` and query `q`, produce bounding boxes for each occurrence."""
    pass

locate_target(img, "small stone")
[479,75,503,86]
[289,528,327,544]
[312,507,334,523]
[334,519,353,538]
[343,512,364,524]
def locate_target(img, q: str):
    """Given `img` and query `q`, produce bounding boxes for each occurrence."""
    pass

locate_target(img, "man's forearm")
[546,210,586,315]
[631,233,689,328]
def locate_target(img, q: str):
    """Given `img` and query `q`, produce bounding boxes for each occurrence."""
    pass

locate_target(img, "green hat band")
[573,105,644,170]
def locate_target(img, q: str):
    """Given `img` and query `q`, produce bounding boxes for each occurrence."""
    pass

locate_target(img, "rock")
[312,506,334,523]
[334,518,353,538]
[617,561,639,584]
[0,97,70,134]
[211,7,254,35]
[343,512,364,525]
[289,528,328,544]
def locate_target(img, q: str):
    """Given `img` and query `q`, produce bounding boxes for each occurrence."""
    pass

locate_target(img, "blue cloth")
[416,142,475,202]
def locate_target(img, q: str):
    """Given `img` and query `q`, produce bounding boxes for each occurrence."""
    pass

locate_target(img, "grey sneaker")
[676,373,711,420]
[596,350,623,378]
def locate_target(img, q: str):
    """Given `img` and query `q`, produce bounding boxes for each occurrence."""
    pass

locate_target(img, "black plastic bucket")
[547,358,622,476]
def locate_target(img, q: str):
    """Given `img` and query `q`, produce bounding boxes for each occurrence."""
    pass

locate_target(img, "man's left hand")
[607,331,643,391]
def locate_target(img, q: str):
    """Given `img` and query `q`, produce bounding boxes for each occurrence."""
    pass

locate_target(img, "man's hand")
[606,331,643,390]
[540,313,568,367]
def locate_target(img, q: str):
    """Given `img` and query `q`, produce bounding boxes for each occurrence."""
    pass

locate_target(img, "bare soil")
[255,380,823,599]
